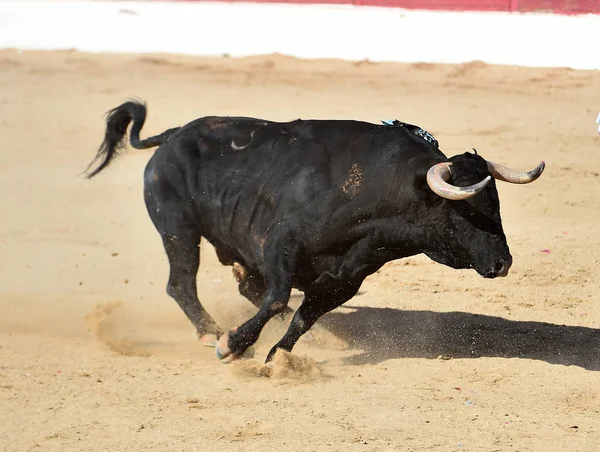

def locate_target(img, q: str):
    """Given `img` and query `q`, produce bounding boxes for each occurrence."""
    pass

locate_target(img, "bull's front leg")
[215,235,299,362]
[266,279,363,362]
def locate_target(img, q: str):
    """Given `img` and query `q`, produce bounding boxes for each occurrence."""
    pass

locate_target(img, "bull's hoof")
[215,327,240,363]
[232,263,247,283]
[215,328,256,363]
[215,330,232,359]
[197,333,217,347]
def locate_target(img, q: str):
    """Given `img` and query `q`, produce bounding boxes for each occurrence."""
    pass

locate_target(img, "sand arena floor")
[1,49,599,451]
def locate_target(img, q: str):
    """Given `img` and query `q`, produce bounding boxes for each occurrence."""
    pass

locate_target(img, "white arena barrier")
[0,0,599,70]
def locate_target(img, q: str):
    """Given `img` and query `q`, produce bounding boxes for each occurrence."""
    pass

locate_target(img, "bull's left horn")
[426,162,491,200]
[486,161,545,184]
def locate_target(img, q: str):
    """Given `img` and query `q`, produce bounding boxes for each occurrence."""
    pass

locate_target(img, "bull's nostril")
[483,258,512,278]
[496,258,512,277]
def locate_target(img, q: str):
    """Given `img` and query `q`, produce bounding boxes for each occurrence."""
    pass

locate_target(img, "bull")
[86,100,545,363]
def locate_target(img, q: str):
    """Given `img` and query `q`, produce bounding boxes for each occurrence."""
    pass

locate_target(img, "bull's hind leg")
[161,231,221,343]
[145,183,220,343]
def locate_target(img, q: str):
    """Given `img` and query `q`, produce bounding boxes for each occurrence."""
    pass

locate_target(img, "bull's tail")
[85,100,180,178]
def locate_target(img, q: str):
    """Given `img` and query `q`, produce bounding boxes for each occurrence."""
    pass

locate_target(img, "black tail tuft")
[85,100,148,178]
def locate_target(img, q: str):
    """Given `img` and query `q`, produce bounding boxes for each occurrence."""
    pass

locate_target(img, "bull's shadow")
[318,306,600,371]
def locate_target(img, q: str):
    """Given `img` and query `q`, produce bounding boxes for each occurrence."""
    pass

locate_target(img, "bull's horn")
[486,160,545,184]
[426,162,491,200]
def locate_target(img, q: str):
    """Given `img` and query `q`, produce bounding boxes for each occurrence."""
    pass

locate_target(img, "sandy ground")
[1,49,600,451]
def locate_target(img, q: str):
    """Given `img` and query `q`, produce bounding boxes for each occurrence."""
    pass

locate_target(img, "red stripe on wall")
[175,0,600,14]
[516,0,600,14]
[353,0,511,10]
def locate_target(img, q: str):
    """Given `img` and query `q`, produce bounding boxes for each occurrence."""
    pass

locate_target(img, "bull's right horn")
[426,162,491,200]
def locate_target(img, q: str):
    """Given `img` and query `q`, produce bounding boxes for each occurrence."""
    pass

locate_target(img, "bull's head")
[422,150,544,278]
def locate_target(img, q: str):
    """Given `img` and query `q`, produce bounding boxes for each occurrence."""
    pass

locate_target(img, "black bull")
[86,101,545,363]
